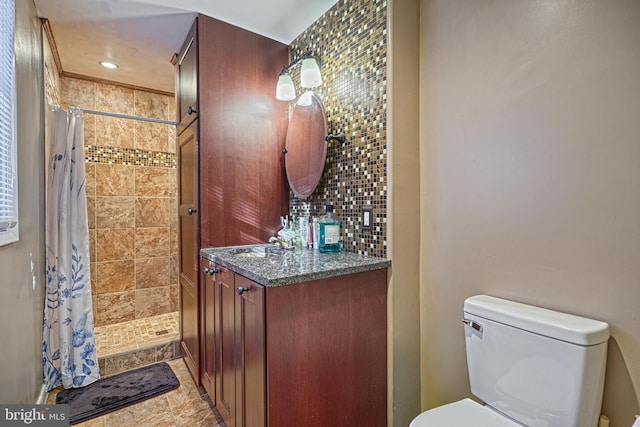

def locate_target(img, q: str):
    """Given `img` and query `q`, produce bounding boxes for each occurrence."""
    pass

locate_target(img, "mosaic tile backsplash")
[288,0,387,258]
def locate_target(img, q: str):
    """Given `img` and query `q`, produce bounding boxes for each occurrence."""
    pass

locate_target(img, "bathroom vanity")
[200,245,390,427]
[175,15,289,389]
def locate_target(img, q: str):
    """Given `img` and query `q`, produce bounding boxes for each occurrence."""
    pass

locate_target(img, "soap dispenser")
[318,205,341,253]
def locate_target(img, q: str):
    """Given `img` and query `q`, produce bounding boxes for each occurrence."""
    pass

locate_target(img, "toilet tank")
[464,295,609,427]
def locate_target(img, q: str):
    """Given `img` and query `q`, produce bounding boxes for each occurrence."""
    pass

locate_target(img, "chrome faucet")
[269,236,292,249]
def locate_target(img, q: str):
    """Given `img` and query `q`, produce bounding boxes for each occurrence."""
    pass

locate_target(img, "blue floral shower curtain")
[43,108,100,391]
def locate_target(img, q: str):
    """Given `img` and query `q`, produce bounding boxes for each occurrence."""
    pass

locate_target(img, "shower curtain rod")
[49,104,177,126]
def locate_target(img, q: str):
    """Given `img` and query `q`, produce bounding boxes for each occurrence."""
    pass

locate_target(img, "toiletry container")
[319,205,341,253]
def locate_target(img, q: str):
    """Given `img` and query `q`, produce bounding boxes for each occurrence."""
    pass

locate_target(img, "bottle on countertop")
[299,216,310,248]
[312,217,319,250]
[318,205,341,253]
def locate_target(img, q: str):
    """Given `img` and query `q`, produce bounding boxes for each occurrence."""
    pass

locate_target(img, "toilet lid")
[409,399,521,427]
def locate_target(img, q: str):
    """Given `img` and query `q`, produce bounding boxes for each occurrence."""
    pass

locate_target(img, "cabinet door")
[200,258,217,399]
[176,20,198,133]
[235,275,265,427]
[178,121,200,381]
[215,266,236,426]
[265,270,388,426]
[215,272,266,427]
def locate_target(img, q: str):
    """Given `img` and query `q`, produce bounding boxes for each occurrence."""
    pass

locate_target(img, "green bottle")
[319,205,341,253]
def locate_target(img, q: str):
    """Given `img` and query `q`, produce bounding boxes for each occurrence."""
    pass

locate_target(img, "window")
[0,0,18,247]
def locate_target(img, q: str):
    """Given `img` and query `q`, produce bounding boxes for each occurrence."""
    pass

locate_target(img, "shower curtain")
[43,108,100,391]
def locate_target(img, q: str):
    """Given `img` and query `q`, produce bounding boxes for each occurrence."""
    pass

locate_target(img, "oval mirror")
[285,92,328,199]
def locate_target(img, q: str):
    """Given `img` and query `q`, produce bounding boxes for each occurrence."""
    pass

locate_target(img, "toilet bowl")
[409,295,609,427]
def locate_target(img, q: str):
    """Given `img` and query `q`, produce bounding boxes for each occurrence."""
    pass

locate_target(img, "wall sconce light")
[276,72,296,101]
[276,48,322,101]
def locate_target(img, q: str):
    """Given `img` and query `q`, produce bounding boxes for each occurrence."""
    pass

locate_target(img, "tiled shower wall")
[61,78,178,327]
[288,0,387,258]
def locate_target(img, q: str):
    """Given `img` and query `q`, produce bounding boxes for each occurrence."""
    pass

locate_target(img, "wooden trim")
[60,71,174,97]
[41,19,63,76]
[170,52,179,66]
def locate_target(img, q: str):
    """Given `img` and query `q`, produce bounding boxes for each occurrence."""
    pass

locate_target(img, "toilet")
[411,295,609,427]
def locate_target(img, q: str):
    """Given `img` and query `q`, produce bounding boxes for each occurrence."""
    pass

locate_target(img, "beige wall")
[387,0,421,425]
[419,0,640,426]
[0,0,46,403]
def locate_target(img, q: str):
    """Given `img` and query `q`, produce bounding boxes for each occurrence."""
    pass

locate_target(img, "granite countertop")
[200,244,390,287]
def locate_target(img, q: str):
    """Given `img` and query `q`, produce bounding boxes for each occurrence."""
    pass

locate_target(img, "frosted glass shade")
[297,91,314,106]
[276,73,296,101]
[300,57,322,88]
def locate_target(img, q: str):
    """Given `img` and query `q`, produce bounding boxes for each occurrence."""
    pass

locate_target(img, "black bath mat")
[56,362,180,424]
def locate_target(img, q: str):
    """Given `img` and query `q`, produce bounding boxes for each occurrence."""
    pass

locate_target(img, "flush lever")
[463,319,483,332]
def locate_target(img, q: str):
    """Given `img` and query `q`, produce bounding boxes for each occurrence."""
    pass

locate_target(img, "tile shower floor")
[94,313,181,376]
[94,312,180,358]
[47,358,226,427]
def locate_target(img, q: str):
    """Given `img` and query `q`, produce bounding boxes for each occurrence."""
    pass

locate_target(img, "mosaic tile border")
[86,145,176,168]
[288,0,388,258]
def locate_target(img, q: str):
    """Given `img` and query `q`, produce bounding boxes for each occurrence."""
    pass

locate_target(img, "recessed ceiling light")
[99,61,118,69]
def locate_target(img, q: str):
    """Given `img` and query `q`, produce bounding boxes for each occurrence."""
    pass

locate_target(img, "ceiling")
[34,0,338,94]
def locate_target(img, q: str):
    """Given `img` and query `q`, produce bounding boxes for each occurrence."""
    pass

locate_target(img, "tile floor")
[47,358,226,427]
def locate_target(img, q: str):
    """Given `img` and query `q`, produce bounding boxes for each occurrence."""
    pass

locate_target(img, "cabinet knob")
[187,207,197,215]
[203,267,219,276]
[236,286,250,296]
[188,106,197,115]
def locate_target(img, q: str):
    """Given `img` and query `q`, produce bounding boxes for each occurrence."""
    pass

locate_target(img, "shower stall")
[44,32,180,376]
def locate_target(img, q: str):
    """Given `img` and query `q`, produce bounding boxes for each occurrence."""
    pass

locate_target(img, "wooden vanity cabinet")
[198,257,265,427]
[176,14,288,387]
[199,256,387,427]
[265,268,387,427]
